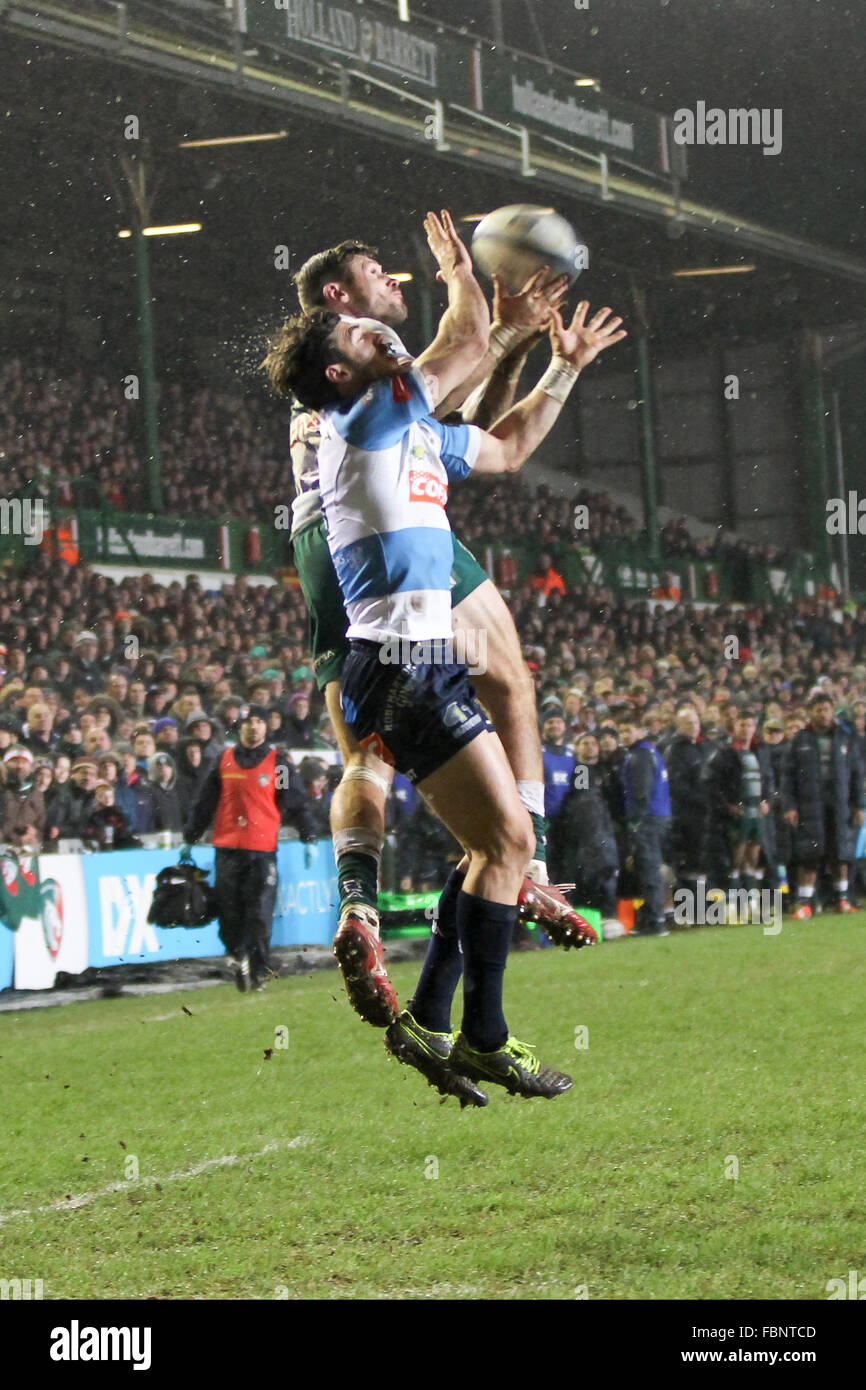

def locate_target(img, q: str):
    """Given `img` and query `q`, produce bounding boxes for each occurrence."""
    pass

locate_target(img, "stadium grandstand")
[1,0,866,987]
[1,0,866,1323]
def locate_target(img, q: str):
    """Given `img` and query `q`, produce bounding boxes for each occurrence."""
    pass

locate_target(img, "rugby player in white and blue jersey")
[268,214,627,1103]
[287,229,573,1037]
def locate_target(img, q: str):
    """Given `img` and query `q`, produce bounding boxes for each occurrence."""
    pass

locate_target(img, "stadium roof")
[2,0,865,366]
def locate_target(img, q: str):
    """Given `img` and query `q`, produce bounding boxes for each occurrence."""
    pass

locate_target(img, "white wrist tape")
[488,322,523,362]
[538,356,580,404]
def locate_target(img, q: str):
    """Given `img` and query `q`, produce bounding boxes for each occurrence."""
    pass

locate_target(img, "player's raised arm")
[435,267,569,424]
[471,301,627,475]
[413,210,489,404]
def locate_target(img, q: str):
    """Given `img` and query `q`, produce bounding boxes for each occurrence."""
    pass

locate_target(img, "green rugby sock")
[337,851,379,912]
[530,811,548,864]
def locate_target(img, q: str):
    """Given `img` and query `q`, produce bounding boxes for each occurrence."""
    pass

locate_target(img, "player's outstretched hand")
[424,208,473,282]
[493,267,570,343]
[549,301,627,370]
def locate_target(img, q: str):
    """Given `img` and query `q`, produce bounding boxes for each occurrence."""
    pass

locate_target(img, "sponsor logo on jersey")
[409,469,448,508]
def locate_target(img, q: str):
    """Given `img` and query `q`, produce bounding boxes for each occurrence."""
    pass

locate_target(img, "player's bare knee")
[475,660,535,715]
[471,809,534,870]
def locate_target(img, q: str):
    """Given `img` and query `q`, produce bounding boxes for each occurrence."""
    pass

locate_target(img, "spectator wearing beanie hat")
[56,715,84,761]
[152,716,179,750]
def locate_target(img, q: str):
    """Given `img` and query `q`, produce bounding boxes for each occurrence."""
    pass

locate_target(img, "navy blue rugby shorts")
[340,637,493,784]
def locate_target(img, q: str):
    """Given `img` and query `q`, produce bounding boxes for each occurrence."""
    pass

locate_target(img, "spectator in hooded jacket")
[147,752,183,833]
[282,692,314,748]
[598,724,627,833]
[175,737,209,821]
[782,691,864,916]
[184,710,223,768]
[266,705,285,744]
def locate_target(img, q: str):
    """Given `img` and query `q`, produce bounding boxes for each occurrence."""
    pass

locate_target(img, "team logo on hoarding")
[40,879,64,959]
[0,853,41,930]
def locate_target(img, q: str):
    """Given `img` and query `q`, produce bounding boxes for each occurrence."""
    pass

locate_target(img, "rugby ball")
[471,204,588,294]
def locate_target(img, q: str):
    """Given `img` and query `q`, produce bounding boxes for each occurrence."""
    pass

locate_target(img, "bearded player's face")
[343,256,408,326]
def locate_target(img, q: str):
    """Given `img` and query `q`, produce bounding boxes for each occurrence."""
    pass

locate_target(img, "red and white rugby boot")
[333,903,399,1027]
[517,878,598,950]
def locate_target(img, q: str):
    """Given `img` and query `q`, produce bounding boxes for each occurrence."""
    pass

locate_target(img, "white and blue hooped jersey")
[317,363,481,643]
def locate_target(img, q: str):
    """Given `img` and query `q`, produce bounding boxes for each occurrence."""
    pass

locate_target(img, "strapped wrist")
[538,356,581,404]
[488,321,523,362]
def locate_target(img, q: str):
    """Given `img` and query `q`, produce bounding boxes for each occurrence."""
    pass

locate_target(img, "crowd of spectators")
[0,355,853,903]
[1,542,864,926]
[0,357,792,569]
[542,692,866,936]
[436,476,790,569]
[0,358,288,520]
[0,554,342,852]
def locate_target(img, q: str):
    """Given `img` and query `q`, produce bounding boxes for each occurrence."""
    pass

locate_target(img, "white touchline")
[0,1137,308,1225]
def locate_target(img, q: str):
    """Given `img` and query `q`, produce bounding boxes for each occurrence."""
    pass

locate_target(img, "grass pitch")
[1,917,863,1300]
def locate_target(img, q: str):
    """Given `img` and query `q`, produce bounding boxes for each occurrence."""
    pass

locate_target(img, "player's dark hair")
[260,310,345,409]
[808,691,833,707]
[294,240,378,313]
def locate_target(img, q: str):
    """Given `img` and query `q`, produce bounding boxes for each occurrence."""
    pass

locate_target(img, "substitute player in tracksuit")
[184,703,317,991]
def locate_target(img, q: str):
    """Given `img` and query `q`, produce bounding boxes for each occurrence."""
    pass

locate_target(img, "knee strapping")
[340,763,392,798]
